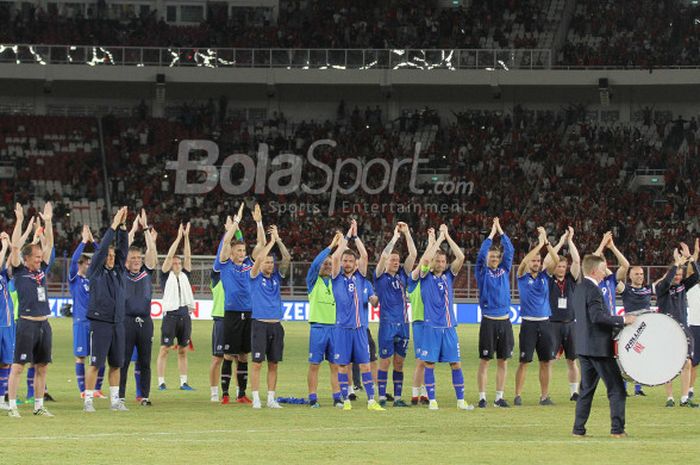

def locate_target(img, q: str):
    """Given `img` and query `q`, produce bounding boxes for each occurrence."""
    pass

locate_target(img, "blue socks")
[332,391,341,403]
[424,367,436,401]
[452,368,465,400]
[27,367,35,398]
[393,371,404,398]
[362,371,375,400]
[76,362,86,393]
[338,372,349,400]
[0,367,9,397]
[96,366,105,392]
[378,370,388,398]
[309,393,318,403]
[134,362,142,398]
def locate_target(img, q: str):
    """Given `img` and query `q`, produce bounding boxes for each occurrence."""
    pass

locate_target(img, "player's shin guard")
[451,368,465,401]
[393,371,404,398]
[134,362,142,398]
[338,372,349,400]
[362,372,375,400]
[424,367,436,401]
[75,362,85,393]
[377,370,388,398]
[96,365,105,392]
[26,367,35,398]
[236,362,248,396]
[221,359,232,395]
[0,367,9,397]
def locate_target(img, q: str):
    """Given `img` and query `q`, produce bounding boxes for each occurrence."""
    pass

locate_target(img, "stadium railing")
[43,256,671,303]
[0,45,552,70]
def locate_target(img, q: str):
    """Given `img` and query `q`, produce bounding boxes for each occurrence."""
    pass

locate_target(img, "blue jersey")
[69,242,90,322]
[360,278,375,328]
[332,271,370,329]
[517,271,551,318]
[250,269,283,320]
[375,268,409,324]
[420,270,457,329]
[476,235,514,318]
[621,285,652,313]
[216,256,254,312]
[0,269,12,327]
[599,274,617,315]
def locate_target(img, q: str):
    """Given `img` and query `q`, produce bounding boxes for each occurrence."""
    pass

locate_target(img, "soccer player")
[216,203,265,404]
[331,219,384,411]
[543,227,581,401]
[513,227,559,406]
[83,207,129,413]
[414,224,473,410]
[69,224,106,399]
[410,230,434,406]
[619,265,654,396]
[209,268,225,402]
[6,202,55,417]
[374,222,417,407]
[0,232,13,411]
[249,225,291,409]
[306,232,343,408]
[121,210,157,405]
[476,217,515,408]
[157,223,195,391]
[656,243,699,408]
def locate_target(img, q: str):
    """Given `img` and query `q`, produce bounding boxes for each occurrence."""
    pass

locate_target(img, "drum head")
[615,312,689,386]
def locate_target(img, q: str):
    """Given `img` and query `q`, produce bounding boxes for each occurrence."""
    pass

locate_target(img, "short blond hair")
[582,254,605,276]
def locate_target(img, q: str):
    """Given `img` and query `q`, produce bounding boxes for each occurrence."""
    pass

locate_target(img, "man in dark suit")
[572,254,636,438]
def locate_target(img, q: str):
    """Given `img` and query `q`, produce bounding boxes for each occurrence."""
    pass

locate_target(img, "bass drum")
[614,311,690,386]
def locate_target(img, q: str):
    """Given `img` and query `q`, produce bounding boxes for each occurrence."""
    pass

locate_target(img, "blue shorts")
[412,321,425,358]
[131,346,138,362]
[89,320,125,369]
[308,324,334,364]
[212,317,225,357]
[378,322,410,359]
[0,325,15,365]
[332,326,370,366]
[419,326,461,363]
[73,321,90,357]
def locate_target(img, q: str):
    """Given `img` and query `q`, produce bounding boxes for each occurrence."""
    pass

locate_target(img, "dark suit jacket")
[574,277,625,357]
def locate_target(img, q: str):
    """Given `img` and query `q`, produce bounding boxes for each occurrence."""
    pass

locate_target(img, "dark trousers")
[119,316,153,399]
[573,355,626,435]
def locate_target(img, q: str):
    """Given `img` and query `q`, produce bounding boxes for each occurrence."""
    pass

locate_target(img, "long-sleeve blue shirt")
[69,242,90,322]
[87,227,127,323]
[307,247,332,294]
[476,234,514,318]
[656,261,699,326]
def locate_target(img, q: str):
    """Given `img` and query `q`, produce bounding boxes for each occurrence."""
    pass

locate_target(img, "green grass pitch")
[3,318,700,465]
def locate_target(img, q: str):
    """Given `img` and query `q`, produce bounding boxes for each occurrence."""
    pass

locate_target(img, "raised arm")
[307,233,341,291]
[608,237,630,285]
[354,220,368,277]
[128,213,140,247]
[501,232,514,272]
[182,222,192,272]
[38,202,54,264]
[88,208,126,277]
[9,203,34,268]
[656,249,684,297]
[412,228,444,281]
[544,230,567,270]
[376,225,400,277]
[568,227,581,280]
[162,224,184,273]
[273,226,291,278]
[518,227,546,278]
[218,211,241,265]
[441,224,465,276]
[251,203,265,262]
[250,229,276,279]
[401,222,418,274]
[0,233,9,271]
[69,225,91,281]
[331,224,352,278]
[144,226,158,270]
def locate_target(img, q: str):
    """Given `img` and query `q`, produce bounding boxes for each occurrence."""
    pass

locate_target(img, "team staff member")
[374,222,417,408]
[248,225,291,409]
[656,244,699,408]
[7,202,55,418]
[514,227,559,406]
[544,227,581,400]
[306,232,343,408]
[157,223,195,391]
[216,204,265,404]
[572,254,635,438]
[209,269,226,402]
[475,217,514,408]
[83,207,129,413]
[121,210,157,405]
